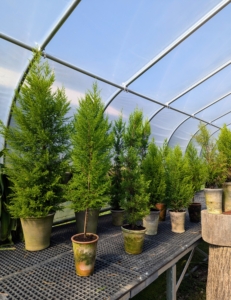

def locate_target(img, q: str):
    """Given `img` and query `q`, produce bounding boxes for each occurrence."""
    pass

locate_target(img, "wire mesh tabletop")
[0,192,204,300]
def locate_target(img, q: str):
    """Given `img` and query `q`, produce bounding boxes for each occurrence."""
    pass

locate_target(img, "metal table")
[0,194,205,300]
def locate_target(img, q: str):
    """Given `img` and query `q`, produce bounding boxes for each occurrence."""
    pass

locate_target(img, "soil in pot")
[111,209,125,226]
[143,209,160,235]
[121,225,146,255]
[188,203,201,223]
[20,213,55,251]
[169,210,186,233]
[155,203,167,221]
[71,233,99,276]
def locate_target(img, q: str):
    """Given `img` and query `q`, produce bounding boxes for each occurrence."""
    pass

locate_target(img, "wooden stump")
[207,245,231,300]
[202,210,231,300]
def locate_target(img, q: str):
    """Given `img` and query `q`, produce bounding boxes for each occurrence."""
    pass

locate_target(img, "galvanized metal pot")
[204,188,223,214]
[71,233,99,276]
[143,209,160,235]
[111,209,125,226]
[121,225,146,254]
[20,213,55,251]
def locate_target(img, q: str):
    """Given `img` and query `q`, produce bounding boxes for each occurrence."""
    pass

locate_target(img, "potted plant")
[195,123,227,214]
[110,115,125,226]
[120,109,151,254]
[0,51,71,251]
[217,124,231,212]
[165,145,194,233]
[142,139,166,234]
[185,143,207,222]
[68,83,113,276]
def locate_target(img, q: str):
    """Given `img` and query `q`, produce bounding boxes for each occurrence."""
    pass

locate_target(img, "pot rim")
[71,233,99,244]
[121,224,146,233]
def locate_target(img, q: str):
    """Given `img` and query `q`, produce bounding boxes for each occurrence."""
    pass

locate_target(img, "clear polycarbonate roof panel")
[149,108,187,146]
[0,40,32,150]
[105,92,162,123]
[171,63,231,114]
[169,119,218,151]
[46,0,221,85]
[47,59,118,118]
[195,94,231,122]
[0,0,75,47]
[130,2,231,105]
[212,112,231,127]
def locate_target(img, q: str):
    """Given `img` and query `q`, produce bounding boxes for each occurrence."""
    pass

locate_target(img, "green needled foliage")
[120,109,151,228]
[68,83,113,236]
[165,145,194,211]
[194,123,227,188]
[217,124,231,181]
[0,51,71,218]
[185,143,207,196]
[110,115,125,210]
[143,139,166,207]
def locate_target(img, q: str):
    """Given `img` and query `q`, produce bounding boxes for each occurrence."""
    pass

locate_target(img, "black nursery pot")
[188,202,201,223]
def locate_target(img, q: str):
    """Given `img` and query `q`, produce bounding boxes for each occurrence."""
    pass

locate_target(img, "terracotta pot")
[155,203,167,221]
[111,209,125,226]
[71,233,99,276]
[75,208,100,234]
[20,213,55,251]
[188,203,201,223]
[169,211,186,233]
[223,182,231,212]
[143,209,160,235]
[204,188,223,214]
[121,225,146,254]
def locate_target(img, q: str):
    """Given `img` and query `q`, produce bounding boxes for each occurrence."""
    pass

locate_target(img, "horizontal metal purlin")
[0,32,221,131]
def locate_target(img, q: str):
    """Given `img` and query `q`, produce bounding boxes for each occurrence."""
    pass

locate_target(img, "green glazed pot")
[71,233,99,276]
[20,213,55,251]
[121,225,146,254]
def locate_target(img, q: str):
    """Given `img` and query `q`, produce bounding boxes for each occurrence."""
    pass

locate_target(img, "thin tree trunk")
[207,245,231,299]
[83,208,88,239]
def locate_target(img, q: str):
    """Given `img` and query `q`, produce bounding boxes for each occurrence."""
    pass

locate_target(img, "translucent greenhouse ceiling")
[1,0,231,153]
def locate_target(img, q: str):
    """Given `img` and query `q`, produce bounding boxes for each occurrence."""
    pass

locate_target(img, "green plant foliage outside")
[217,124,231,181]
[194,123,227,188]
[165,145,194,211]
[110,115,125,210]
[120,109,151,228]
[67,83,113,232]
[0,52,71,218]
[185,143,207,196]
[142,139,166,207]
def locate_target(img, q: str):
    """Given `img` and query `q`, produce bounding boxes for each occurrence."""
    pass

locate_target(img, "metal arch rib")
[104,0,230,110]
[167,90,231,144]
[169,109,231,152]
[149,59,231,123]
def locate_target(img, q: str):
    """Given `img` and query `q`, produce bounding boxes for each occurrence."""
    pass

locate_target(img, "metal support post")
[166,264,177,300]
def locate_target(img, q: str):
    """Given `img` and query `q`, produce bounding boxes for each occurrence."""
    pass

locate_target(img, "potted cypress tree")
[165,145,194,233]
[217,124,231,212]
[195,123,227,214]
[142,139,166,234]
[0,51,71,251]
[110,115,125,226]
[68,83,113,276]
[185,143,207,222]
[120,109,151,254]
